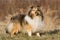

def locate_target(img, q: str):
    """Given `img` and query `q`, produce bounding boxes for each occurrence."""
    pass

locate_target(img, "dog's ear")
[30,6,33,9]
[37,5,40,9]
[28,6,33,16]
[37,5,40,7]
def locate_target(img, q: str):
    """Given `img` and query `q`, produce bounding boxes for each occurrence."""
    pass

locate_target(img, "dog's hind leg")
[10,30,15,37]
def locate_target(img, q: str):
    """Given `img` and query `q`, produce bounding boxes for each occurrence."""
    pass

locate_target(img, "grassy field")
[0,18,59,40]
[0,30,59,40]
[0,22,59,40]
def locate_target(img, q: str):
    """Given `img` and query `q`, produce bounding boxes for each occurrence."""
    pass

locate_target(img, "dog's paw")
[36,33,40,37]
[28,31,32,37]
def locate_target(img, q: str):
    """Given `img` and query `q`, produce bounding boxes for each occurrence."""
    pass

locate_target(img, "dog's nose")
[31,13,35,16]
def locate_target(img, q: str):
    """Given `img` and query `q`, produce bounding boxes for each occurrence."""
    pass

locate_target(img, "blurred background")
[0,0,59,40]
[0,0,58,21]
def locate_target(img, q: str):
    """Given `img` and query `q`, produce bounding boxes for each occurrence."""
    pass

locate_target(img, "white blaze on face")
[31,7,37,13]
[7,22,13,33]
[30,7,37,16]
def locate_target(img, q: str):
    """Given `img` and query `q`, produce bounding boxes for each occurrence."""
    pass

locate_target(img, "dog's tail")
[5,22,13,34]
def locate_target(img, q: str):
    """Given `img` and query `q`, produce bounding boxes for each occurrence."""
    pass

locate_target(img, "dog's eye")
[36,11,40,16]
[36,13,39,16]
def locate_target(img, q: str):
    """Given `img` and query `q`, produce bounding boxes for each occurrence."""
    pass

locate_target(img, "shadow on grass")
[40,29,59,36]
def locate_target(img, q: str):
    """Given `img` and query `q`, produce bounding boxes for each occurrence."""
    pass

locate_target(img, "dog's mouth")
[29,11,37,19]
[29,13,35,19]
[30,12,40,18]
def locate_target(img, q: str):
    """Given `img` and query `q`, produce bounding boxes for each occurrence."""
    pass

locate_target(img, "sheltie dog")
[6,6,45,37]
[24,6,45,37]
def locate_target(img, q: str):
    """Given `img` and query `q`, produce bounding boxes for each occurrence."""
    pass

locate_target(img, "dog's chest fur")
[25,15,44,32]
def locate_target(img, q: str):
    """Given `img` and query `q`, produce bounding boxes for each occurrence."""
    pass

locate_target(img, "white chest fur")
[24,15,44,32]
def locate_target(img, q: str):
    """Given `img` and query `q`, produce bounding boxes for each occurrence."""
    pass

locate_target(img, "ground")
[0,22,59,40]
[0,31,59,40]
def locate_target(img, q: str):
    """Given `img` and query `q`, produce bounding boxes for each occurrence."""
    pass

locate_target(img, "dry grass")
[0,22,59,40]
[0,25,59,40]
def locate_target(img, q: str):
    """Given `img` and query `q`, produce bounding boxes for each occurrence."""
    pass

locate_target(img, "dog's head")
[28,6,37,18]
[28,6,44,20]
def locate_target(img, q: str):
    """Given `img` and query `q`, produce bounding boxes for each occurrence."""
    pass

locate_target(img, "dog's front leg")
[27,31,32,37]
[36,33,40,37]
